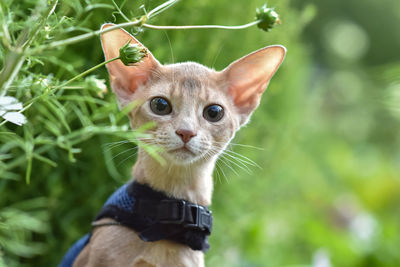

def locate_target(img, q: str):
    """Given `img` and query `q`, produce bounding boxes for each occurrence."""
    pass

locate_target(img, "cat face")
[126,62,240,164]
[101,24,286,165]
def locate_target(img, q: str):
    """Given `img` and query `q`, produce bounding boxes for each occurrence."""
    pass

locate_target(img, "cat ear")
[100,23,160,106]
[220,45,286,125]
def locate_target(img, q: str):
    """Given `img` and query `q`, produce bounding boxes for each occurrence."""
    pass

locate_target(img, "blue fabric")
[59,184,133,267]
[59,233,90,267]
[104,184,135,211]
[59,181,212,265]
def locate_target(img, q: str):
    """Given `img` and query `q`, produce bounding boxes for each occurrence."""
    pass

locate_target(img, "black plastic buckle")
[158,199,186,224]
[185,204,212,232]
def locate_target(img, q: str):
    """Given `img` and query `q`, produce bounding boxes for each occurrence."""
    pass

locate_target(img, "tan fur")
[75,218,204,267]
[73,24,285,267]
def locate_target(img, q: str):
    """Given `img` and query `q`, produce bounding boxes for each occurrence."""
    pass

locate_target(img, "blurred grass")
[1,0,400,266]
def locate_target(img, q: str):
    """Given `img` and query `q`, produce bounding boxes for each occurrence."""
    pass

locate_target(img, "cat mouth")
[166,146,207,164]
[170,146,195,155]
[168,144,199,159]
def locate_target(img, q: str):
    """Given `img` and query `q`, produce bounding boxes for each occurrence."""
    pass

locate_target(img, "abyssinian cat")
[68,24,286,267]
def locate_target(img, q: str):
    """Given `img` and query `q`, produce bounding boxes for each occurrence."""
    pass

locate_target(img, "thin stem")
[0,14,12,50]
[52,56,119,91]
[24,56,119,106]
[30,0,180,53]
[111,0,130,22]
[142,20,261,30]
[31,4,259,54]
[147,0,179,19]
[21,0,58,49]
[31,20,142,53]
[0,50,24,96]
[0,0,58,96]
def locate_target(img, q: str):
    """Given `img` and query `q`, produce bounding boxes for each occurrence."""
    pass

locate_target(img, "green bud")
[256,4,281,32]
[119,42,147,66]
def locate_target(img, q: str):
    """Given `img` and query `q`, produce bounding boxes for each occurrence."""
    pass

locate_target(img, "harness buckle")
[185,204,212,232]
[158,199,186,224]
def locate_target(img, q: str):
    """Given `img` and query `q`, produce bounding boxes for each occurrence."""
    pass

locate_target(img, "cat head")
[101,24,286,165]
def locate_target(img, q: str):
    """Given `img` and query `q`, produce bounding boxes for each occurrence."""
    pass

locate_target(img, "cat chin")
[163,148,202,165]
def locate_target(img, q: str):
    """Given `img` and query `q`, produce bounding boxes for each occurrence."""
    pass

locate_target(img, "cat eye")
[203,104,224,122]
[150,97,172,115]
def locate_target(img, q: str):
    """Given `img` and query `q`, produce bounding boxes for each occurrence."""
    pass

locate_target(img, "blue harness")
[59,182,212,267]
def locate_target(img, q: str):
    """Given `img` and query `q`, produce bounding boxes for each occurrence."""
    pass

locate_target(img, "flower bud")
[119,42,147,66]
[256,4,281,32]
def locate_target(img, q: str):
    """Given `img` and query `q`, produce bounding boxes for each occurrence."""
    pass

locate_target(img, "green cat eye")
[150,97,172,115]
[203,104,224,122]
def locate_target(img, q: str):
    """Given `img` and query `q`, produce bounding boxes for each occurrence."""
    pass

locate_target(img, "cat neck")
[132,148,215,206]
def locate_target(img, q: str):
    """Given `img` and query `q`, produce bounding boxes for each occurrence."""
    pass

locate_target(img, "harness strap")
[94,181,213,251]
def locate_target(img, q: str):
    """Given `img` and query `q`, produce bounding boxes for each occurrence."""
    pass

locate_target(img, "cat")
[70,23,286,267]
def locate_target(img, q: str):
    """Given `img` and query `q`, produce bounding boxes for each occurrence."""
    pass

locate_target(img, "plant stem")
[52,56,120,91]
[21,0,58,50]
[0,0,58,96]
[142,20,261,30]
[31,20,142,53]
[24,56,119,107]
[0,50,24,96]
[146,0,179,19]
[111,0,130,22]
[31,0,180,53]
[30,0,260,54]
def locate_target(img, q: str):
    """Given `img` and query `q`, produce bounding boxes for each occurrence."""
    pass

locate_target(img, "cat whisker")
[215,159,228,184]
[228,143,264,151]
[117,150,139,166]
[214,160,223,185]
[136,137,158,145]
[218,154,240,177]
[214,141,264,151]
[110,146,138,161]
[222,150,257,167]
[207,144,258,175]
[102,140,133,151]
[163,30,174,64]
[222,152,259,174]
[219,153,252,175]
[137,139,157,144]
[211,44,225,69]
[200,150,229,184]
[102,135,155,149]
[223,149,261,169]
[102,140,128,147]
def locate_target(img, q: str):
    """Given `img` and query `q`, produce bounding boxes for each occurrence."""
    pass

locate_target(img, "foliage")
[0,0,399,266]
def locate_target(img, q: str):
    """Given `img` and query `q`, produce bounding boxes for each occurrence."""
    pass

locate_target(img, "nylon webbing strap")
[133,199,212,234]
[94,181,213,251]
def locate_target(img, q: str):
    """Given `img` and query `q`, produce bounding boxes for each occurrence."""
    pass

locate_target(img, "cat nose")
[175,129,197,143]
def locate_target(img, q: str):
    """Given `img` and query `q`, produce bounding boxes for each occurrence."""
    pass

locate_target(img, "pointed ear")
[100,23,160,106]
[220,45,286,125]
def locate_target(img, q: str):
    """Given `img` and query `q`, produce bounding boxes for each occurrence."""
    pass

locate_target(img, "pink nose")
[175,129,197,143]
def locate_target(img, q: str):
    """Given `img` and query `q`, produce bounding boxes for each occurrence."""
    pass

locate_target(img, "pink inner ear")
[231,83,268,110]
[100,24,160,96]
[222,46,286,114]
[107,59,153,93]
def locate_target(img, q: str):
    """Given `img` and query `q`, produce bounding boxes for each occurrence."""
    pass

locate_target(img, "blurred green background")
[1,0,400,266]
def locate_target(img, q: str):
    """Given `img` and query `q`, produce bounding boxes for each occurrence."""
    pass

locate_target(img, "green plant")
[0,0,283,265]
[4,0,398,266]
